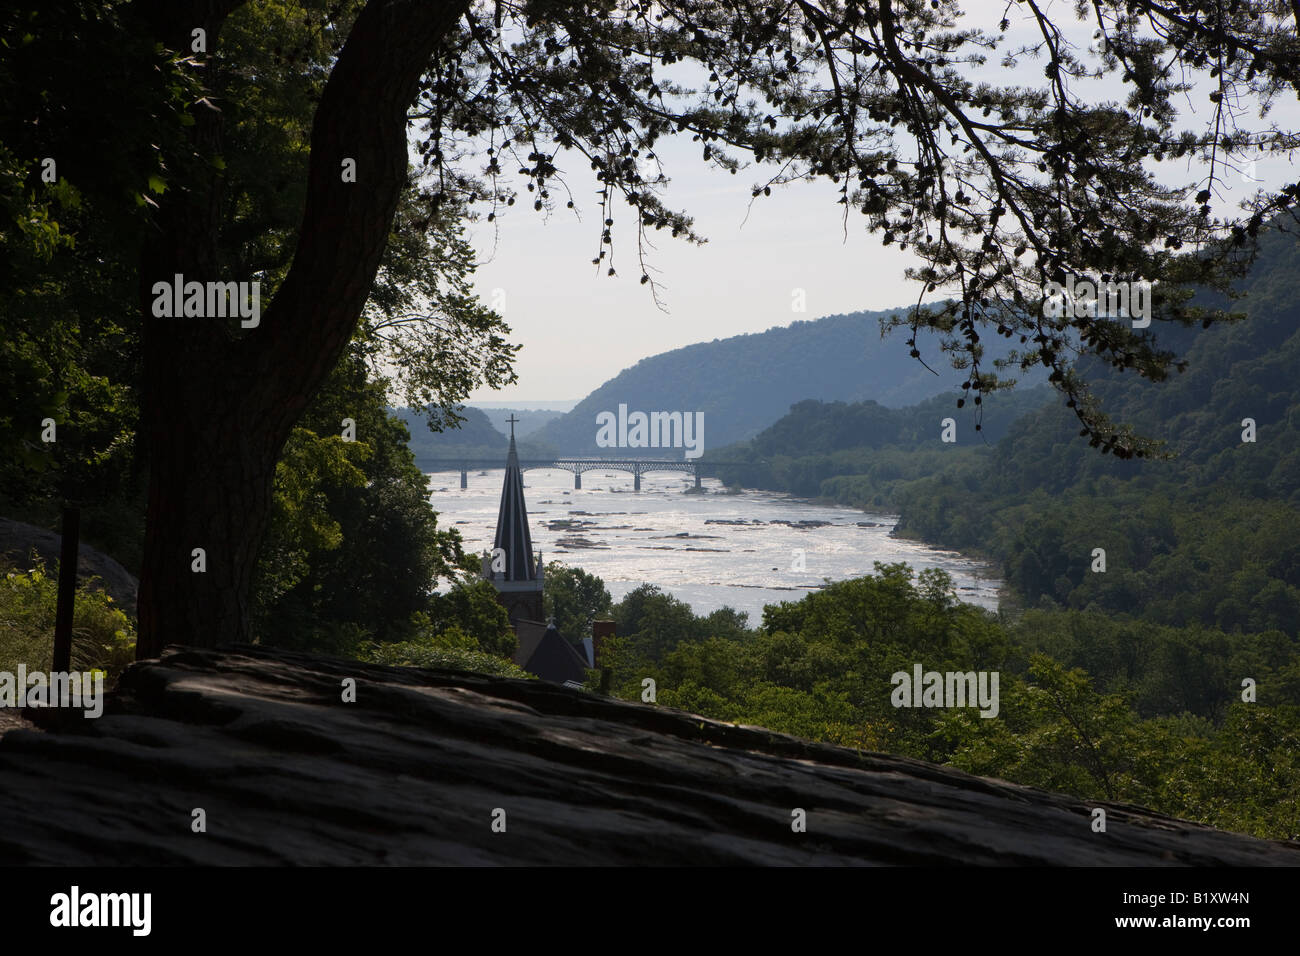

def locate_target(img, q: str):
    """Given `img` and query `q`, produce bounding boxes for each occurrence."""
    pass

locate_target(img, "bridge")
[415,457,748,491]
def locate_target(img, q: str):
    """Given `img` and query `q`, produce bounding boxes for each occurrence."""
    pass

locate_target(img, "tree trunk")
[134,0,469,659]
[136,379,278,656]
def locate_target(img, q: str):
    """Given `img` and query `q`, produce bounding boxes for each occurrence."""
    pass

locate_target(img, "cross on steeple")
[506,414,520,439]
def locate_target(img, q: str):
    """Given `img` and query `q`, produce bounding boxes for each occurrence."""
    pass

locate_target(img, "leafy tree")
[0,3,187,564]
[615,583,700,661]
[575,557,1300,839]
[253,342,473,652]
[423,577,516,658]
[1159,703,1300,841]
[543,561,614,640]
[8,0,1300,658]
[3,1,518,656]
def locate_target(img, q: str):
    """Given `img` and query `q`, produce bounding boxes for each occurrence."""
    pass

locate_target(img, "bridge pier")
[694,472,701,489]
[634,473,641,492]
[460,468,468,490]
[574,472,581,490]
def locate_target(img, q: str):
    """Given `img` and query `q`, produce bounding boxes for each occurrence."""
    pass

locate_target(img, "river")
[426,467,1001,625]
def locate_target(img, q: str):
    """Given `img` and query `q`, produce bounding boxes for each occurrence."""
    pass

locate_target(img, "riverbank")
[427,468,1004,620]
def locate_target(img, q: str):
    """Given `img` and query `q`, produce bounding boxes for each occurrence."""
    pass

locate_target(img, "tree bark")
[135,0,469,659]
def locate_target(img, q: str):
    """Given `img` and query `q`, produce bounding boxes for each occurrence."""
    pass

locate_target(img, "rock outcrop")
[1,645,1296,865]
[0,516,138,615]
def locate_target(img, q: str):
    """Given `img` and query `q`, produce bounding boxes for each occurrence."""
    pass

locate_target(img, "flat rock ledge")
[1,645,1296,866]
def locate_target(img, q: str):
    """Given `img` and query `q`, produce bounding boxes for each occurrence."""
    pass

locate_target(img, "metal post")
[52,506,79,673]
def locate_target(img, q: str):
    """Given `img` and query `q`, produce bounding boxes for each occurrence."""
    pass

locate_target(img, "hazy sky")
[460,4,1297,405]
[465,150,922,403]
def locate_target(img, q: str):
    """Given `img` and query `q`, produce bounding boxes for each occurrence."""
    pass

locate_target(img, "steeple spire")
[493,429,538,583]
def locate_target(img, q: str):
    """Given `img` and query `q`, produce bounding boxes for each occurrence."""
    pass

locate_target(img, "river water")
[426,468,1001,625]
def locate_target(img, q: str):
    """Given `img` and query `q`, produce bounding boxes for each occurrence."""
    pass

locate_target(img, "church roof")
[512,619,550,668]
[493,434,538,583]
[516,621,590,685]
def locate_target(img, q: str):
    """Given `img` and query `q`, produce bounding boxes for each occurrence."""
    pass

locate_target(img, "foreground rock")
[0,645,1296,865]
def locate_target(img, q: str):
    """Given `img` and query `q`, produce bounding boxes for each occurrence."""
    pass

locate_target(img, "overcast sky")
[460,4,1298,405]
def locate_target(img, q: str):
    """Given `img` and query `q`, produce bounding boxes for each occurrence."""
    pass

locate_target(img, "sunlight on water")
[427,468,1001,625]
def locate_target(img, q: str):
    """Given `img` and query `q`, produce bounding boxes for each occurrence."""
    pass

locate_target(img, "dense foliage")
[718,227,1300,635]
[709,385,1051,495]
[0,560,136,681]
[543,562,615,641]
[1,1,518,659]
[252,345,507,654]
[589,563,1300,841]
[358,631,530,679]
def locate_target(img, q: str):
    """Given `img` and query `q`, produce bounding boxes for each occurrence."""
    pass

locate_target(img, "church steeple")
[484,416,544,625]
[494,421,538,582]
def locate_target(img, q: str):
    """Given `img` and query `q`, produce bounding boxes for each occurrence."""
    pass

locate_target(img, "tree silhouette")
[6,0,1300,655]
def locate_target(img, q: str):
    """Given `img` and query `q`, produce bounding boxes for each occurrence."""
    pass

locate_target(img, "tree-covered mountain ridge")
[724,224,1300,637]
[530,307,1047,455]
[392,405,557,462]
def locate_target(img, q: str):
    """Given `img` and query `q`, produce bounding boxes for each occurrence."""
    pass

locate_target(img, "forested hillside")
[531,308,1047,454]
[474,407,562,438]
[394,405,556,462]
[710,222,1300,643]
[709,386,1053,496]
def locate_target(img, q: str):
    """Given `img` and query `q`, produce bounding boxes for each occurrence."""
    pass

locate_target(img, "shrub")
[0,559,136,682]
[356,631,532,679]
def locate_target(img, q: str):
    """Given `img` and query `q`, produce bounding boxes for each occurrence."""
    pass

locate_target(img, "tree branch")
[254,0,471,438]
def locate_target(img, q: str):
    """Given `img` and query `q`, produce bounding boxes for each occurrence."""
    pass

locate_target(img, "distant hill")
[473,407,563,439]
[951,225,1300,502]
[706,386,1054,495]
[393,406,556,463]
[731,386,1054,457]
[530,307,1045,455]
[471,400,578,411]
